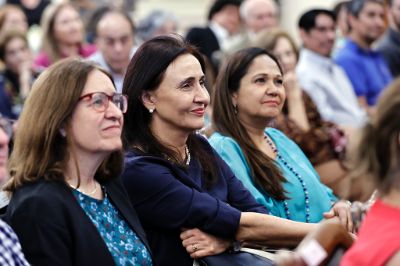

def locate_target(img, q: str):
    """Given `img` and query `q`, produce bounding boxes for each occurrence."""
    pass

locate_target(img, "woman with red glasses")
[3,58,152,266]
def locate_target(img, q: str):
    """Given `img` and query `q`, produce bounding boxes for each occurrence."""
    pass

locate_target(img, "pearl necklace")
[184,145,191,166]
[69,181,98,196]
[264,134,311,223]
[165,145,191,166]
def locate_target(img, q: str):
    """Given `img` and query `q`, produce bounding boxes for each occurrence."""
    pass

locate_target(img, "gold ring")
[192,244,198,252]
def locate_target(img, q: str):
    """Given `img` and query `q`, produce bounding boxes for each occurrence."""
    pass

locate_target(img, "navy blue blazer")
[121,136,268,266]
[5,178,152,266]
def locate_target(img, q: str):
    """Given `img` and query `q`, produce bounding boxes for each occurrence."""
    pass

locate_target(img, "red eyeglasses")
[78,92,128,113]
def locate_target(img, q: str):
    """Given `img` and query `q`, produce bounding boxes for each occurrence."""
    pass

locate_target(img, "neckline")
[264,132,311,222]
[72,186,106,202]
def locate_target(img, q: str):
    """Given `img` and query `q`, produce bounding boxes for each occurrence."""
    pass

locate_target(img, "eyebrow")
[253,73,283,78]
[178,77,195,87]
[178,75,205,87]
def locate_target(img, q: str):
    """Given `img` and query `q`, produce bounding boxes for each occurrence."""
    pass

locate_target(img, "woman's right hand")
[180,228,231,259]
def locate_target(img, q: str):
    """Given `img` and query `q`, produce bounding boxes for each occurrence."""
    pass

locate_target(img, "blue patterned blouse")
[72,188,152,266]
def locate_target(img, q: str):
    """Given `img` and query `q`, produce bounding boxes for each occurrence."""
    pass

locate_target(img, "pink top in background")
[34,44,97,68]
[341,199,400,266]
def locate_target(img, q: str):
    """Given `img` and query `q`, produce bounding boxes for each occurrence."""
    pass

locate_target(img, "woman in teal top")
[209,47,352,229]
[210,128,336,222]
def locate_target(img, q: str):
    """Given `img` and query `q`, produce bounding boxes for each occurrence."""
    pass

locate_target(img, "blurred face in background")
[244,0,278,33]
[53,5,83,45]
[350,1,385,44]
[154,19,178,37]
[2,8,28,34]
[389,0,400,30]
[96,12,134,74]
[300,13,336,57]
[212,4,242,34]
[272,36,297,73]
[4,36,31,74]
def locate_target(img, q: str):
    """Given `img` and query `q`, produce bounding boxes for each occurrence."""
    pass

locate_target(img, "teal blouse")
[209,128,337,223]
[72,189,152,266]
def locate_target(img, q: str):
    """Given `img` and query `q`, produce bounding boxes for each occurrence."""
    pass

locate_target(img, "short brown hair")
[4,58,122,192]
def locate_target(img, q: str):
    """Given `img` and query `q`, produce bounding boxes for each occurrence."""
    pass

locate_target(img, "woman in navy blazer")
[3,58,152,265]
[121,35,318,266]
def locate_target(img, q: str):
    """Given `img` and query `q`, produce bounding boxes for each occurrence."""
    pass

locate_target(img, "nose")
[105,100,123,122]
[194,85,210,106]
[266,80,281,96]
[15,50,25,61]
[113,41,123,53]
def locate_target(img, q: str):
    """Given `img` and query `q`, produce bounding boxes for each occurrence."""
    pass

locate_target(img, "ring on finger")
[192,243,199,252]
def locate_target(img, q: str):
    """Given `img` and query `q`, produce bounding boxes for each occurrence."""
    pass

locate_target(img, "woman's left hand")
[323,201,353,232]
[180,228,231,258]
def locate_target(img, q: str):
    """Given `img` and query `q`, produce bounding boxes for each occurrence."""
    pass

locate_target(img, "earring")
[233,104,238,115]
[149,108,154,113]
[59,128,66,137]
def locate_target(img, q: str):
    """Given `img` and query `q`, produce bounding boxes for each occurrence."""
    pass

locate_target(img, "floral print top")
[72,188,152,266]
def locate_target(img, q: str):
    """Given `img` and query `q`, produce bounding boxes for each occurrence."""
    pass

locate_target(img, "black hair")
[298,9,336,32]
[208,0,242,20]
[122,34,219,187]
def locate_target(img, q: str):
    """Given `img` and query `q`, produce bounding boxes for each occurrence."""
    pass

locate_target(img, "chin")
[102,139,122,152]
[191,121,205,131]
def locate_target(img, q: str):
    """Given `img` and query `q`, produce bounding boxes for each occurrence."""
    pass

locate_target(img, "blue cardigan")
[209,128,337,223]
[121,135,268,266]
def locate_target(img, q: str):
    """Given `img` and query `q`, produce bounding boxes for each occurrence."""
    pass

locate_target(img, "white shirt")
[296,48,367,127]
[209,21,230,50]
[88,47,137,93]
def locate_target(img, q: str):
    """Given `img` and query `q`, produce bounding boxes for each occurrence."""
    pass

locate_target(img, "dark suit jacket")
[5,178,151,266]
[122,135,268,266]
[186,26,220,72]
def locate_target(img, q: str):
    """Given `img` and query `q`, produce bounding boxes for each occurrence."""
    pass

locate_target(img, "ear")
[348,14,357,29]
[141,91,157,111]
[231,92,238,107]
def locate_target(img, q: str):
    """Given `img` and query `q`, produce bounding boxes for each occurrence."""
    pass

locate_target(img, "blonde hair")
[40,2,82,64]
[4,58,122,192]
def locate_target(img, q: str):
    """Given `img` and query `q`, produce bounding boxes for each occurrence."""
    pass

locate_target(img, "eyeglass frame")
[78,92,128,113]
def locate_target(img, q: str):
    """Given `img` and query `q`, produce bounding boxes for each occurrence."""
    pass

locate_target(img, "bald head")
[96,11,134,74]
[240,0,279,33]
